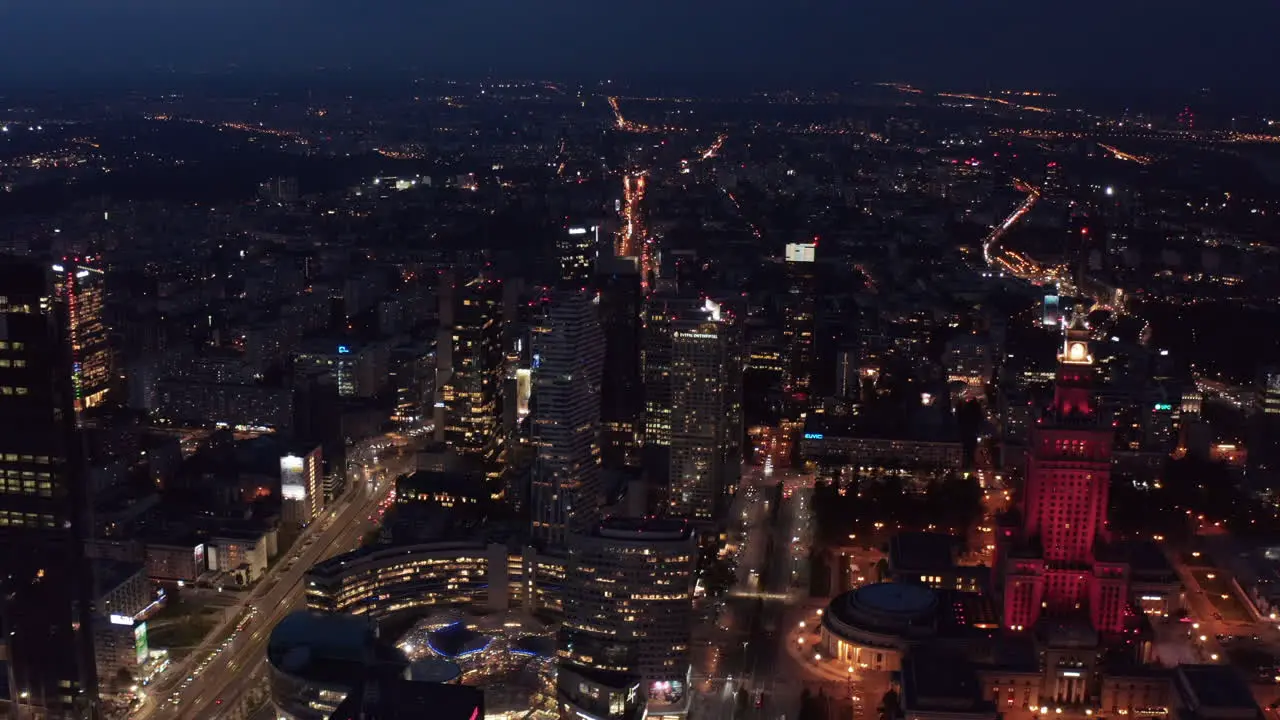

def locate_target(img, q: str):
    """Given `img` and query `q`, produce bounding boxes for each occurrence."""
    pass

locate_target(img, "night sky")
[1,0,1276,90]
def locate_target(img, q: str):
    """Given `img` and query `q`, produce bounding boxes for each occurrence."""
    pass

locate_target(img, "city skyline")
[2,24,1280,720]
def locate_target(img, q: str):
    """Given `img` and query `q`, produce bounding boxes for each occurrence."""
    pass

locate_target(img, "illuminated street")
[689,466,872,720]
[619,171,648,259]
[982,183,1040,268]
[133,440,417,720]
[699,134,728,161]
[1096,142,1152,165]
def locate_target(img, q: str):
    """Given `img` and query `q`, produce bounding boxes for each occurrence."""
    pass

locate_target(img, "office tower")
[531,291,605,545]
[52,259,111,413]
[89,563,150,696]
[441,278,503,462]
[643,292,742,520]
[944,333,992,395]
[641,294,681,488]
[0,257,99,718]
[999,317,1129,635]
[667,297,742,522]
[641,291,701,491]
[558,226,598,288]
[557,518,696,720]
[595,257,643,470]
[294,341,385,398]
[782,241,817,395]
[389,341,436,427]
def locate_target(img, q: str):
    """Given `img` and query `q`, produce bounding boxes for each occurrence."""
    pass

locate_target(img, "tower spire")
[1053,314,1097,419]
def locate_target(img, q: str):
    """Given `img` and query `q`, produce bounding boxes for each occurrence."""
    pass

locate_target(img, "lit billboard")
[281,454,307,501]
[134,622,149,665]
[1043,295,1061,326]
[515,368,532,417]
[785,242,816,263]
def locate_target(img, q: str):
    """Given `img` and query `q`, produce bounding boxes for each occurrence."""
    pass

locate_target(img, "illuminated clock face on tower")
[1067,341,1088,363]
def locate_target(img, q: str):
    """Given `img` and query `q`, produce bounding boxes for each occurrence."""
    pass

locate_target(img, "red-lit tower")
[1000,317,1129,635]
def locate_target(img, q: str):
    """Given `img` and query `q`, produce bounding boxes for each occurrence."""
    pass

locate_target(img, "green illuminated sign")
[134,622,149,666]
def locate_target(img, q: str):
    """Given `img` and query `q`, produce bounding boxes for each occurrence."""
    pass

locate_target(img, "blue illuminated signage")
[337,345,350,354]
[1043,295,1061,326]
[803,433,824,440]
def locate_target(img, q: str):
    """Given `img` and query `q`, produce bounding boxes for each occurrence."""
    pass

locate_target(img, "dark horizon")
[1,69,1274,120]
[1,0,1277,95]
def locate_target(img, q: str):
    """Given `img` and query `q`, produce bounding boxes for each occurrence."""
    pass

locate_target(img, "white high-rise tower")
[667,297,742,521]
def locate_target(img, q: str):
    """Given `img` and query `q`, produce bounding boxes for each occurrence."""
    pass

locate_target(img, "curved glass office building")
[304,541,566,622]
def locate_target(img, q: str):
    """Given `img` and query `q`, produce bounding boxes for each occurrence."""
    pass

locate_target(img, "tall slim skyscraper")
[782,241,817,395]
[0,257,99,719]
[52,259,111,413]
[999,317,1129,635]
[531,290,605,546]
[441,278,503,463]
[664,296,742,522]
[595,257,643,470]
[641,291,707,492]
[557,518,696,720]
[641,294,680,489]
[835,347,859,399]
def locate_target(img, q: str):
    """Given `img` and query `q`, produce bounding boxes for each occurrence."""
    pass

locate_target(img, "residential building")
[441,278,503,462]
